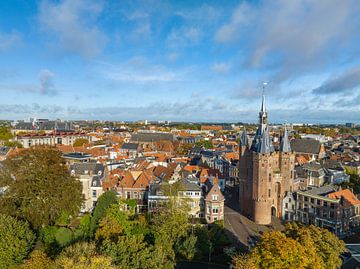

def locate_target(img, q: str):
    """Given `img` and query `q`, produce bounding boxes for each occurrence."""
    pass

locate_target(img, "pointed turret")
[280,125,291,152]
[239,127,249,148]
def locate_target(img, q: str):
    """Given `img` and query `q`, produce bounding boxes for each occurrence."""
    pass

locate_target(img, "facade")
[205,183,225,223]
[15,132,91,148]
[294,186,360,235]
[238,95,295,225]
[70,162,105,212]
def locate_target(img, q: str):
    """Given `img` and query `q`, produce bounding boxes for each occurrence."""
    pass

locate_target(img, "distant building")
[15,132,91,148]
[346,123,356,128]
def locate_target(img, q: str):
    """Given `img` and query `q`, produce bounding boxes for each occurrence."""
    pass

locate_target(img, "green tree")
[73,138,89,147]
[90,191,118,236]
[175,234,197,260]
[101,235,156,269]
[151,189,190,268]
[0,126,13,141]
[0,147,83,229]
[195,140,213,149]
[0,214,36,268]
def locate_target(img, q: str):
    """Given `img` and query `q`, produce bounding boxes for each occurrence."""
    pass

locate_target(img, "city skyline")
[0,0,360,123]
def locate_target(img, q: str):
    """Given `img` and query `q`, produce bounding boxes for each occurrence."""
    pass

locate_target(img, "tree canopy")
[0,147,83,229]
[232,223,346,269]
[0,214,36,268]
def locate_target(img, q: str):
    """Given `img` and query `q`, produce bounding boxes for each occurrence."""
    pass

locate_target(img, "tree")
[175,234,197,260]
[151,189,190,268]
[285,223,345,269]
[101,235,157,269]
[0,147,83,229]
[195,140,213,149]
[0,126,13,141]
[90,191,118,236]
[0,214,36,268]
[73,138,89,147]
[232,254,257,269]
[55,242,116,269]
[20,250,55,269]
[232,224,346,269]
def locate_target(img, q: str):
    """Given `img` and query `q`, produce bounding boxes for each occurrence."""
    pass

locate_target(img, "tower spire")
[280,125,291,152]
[239,126,249,148]
[261,82,267,113]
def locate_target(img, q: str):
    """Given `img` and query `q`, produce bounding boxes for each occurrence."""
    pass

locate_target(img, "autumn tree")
[55,242,116,269]
[20,250,55,269]
[0,214,36,268]
[232,223,346,269]
[0,147,83,229]
[73,138,89,147]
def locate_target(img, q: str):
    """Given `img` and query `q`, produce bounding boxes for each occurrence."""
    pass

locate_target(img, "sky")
[0,0,360,123]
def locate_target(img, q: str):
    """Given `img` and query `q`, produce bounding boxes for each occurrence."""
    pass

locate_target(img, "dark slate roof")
[63,152,92,160]
[70,162,104,175]
[91,175,102,187]
[280,126,291,152]
[290,139,321,154]
[296,163,325,178]
[0,147,10,156]
[179,178,202,191]
[121,142,139,150]
[201,150,222,158]
[130,132,175,142]
[304,185,338,196]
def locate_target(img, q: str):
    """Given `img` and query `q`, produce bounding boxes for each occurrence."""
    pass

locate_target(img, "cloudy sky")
[0,0,359,123]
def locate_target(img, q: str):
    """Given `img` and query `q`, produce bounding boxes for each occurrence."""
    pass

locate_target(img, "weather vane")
[262,82,268,95]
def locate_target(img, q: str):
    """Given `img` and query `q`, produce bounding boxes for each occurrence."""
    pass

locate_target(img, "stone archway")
[271,206,277,217]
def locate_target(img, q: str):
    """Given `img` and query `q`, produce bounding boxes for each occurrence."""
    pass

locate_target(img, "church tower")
[239,94,295,225]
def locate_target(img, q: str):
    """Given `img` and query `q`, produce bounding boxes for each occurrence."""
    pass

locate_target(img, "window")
[127,192,131,199]
[212,208,219,213]
[311,198,314,204]
[269,174,271,182]
[317,200,320,205]
[268,189,271,197]
[134,192,138,199]
[304,197,308,202]
[212,195,218,201]
[92,190,97,198]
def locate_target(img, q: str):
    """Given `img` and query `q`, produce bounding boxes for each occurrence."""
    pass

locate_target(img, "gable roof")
[328,189,360,206]
[205,183,225,202]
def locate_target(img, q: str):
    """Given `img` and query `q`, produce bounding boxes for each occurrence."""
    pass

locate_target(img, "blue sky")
[0,0,359,123]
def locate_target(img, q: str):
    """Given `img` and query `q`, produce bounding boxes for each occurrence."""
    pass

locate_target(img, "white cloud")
[0,30,21,52]
[100,58,183,83]
[215,0,360,81]
[38,0,106,58]
[211,62,231,73]
[39,69,56,95]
